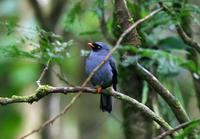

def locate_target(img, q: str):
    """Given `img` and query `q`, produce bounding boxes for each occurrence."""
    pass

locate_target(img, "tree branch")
[17,92,82,139]
[28,0,46,29]
[154,119,200,139]
[176,25,200,53]
[0,85,172,132]
[0,86,94,105]
[53,70,75,87]
[48,0,68,29]
[136,63,190,123]
[29,0,68,30]
[36,59,51,86]
[159,2,200,54]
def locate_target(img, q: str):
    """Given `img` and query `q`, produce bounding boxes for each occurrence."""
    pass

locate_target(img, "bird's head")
[87,42,110,52]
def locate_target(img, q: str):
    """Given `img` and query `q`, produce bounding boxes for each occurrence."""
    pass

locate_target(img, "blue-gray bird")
[85,42,117,113]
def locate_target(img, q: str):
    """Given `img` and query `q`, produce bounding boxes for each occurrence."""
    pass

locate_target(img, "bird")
[85,42,117,113]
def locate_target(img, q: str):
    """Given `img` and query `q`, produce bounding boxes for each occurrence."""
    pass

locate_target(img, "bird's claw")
[96,87,102,94]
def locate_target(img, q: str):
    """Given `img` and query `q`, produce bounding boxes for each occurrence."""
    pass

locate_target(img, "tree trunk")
[112,0,154,139]
[28,0,67,138]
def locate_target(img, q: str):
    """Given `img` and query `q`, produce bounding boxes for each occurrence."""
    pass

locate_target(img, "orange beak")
[88,43,94,48]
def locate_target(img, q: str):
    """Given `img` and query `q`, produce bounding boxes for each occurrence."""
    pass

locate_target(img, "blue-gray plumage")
[85,42,117,113]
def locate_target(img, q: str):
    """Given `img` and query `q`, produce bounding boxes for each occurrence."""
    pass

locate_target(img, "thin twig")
[159,2,200,53]
[36,59,51,86]
[17,93,81,139]
[176,25,200,53]
[56,72,75,87]
[51,68,75,87]
[136,63,190,123]
[16,8,163,139]
[154,120,200,139]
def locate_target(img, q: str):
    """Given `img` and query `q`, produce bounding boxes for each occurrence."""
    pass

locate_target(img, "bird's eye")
[92,43,101,50]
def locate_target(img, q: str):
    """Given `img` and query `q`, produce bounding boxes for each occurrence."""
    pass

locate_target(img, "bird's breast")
[85,56,113,88]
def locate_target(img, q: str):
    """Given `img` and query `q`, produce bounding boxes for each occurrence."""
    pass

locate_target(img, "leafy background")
[0,0,200,139]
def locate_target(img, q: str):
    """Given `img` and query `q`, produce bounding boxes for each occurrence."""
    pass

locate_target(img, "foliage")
[64,1,83,27]
[175,119,200,139]
[0,28,73,64]
[120,45,199,76]
[0,0,200,138]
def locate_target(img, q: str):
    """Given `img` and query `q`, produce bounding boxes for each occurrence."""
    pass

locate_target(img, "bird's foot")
[96,87,102,94]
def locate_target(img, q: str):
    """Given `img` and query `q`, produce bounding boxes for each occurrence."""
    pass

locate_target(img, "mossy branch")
[0,85,172,131]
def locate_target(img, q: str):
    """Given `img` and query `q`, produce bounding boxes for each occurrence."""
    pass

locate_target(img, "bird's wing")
[109,58,117,90]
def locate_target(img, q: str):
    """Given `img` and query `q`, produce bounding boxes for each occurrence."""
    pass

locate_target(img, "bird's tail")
[100,93,112,113]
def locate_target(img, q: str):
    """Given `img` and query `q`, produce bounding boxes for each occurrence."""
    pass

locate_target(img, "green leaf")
[64,1,83,27]
[0,28,74,64]
[159,37,188,50]
[120,46,200,76]
[126,0,137,17]
[141,6,148,18]
[121,55,138,67]
[144,0,175,6]
[175,119,200,139]
[79,30,100,36]
[0,20,18,35]
[156,56,180,76]
[0,45,36,59]
[141,11,173,34]
[184,4,200,15]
